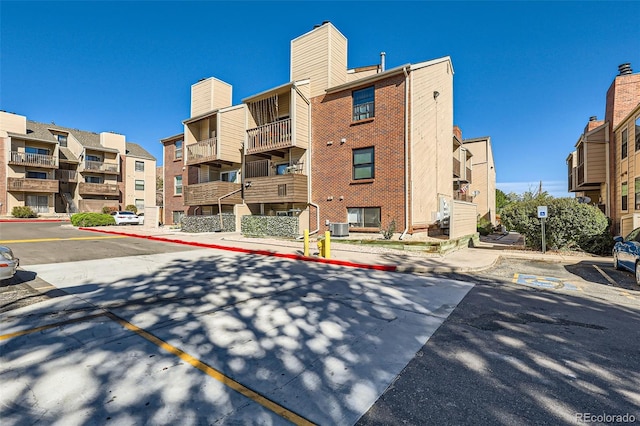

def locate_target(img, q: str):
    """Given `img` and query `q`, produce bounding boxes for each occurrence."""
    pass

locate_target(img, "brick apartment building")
[567,63,640,235]
[0,111,156,217]
[163,22,494,238]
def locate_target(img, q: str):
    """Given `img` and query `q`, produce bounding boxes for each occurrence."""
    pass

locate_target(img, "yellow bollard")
[317,237,324,257]
[324,230,331,259]
[304,229,309,257]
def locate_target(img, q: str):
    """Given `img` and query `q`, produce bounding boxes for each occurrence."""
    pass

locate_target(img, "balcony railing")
[246,118,292,154]
[466,167,472,183]
[7,177,59,193]
[245,159,303,178]
[186,137,217,165]
[243,174,308,204]
[183,181,242,206]
[84,160,119,174]
[78,182,119,196]
[577,164,584,186]
[453,158,461,178]
[55,169,78,183]
[9,151,58,168]
[453,192,473,202]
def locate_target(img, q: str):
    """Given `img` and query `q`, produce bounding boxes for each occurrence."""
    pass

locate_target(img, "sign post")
[537,206,548,254]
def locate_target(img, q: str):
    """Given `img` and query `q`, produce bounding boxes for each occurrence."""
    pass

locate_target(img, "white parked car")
[137,213,145,225]
[110,211,140,225]
[0,245,19,281]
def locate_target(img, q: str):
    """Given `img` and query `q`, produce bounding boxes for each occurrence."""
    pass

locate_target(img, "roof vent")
[322,20,330,25]
[380,52,386,72]
[313,24,321,29]
[618,63,632,75]
[589,116,598,121]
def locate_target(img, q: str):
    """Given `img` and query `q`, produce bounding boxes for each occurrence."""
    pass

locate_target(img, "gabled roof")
[126,142,155,161]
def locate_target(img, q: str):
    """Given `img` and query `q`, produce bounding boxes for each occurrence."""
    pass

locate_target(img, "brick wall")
[162,138,186,225]
[311,74,407,232]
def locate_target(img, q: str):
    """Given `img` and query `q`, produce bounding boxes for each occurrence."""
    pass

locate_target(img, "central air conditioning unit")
[330,222,349,237]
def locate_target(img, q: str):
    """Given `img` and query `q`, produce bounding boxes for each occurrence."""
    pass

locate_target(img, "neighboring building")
[163,21,492,238]
[567,63,640,234]
[616,102,640,236]
[160,133,186,225]
[0,111,156,216]
[461,134,496,224]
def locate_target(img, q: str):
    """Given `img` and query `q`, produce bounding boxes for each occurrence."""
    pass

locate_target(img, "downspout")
[399,65,410,240]
[218,187,243,230]
[293,83,320,236]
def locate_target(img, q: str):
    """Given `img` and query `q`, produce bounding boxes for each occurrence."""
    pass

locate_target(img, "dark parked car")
[613,227,640,284]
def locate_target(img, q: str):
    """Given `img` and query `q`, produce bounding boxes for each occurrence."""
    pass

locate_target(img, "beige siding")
[291,23,347,98]
[100,132,126,152]
[450,200,477,239]
[218,106,245,164]
[0,111,26,133]
[585,142,607,183]
[410,60,454,227]
[464,138,497,223]
[294,87,310,150]
[190,78,232,117]
[620,213,640,237]
[124,157,156,212]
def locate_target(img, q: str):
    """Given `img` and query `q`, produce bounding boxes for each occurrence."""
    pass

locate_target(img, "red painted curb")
[80,227,398,272]
[0,219,69,223]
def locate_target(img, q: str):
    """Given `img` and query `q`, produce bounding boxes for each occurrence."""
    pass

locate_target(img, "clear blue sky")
[2,1,639,198]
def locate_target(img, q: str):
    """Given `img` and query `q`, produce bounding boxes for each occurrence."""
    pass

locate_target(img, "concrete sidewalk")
[81,226,610,274]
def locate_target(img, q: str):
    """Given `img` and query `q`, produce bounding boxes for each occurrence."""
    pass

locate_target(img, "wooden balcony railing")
[7,177,59,193]
[243,173,308,204]
[453,192,473,202]
[245,159,303,178]
[577,164,585,186]
[78,182,119,196]
[84,160,119,174]
[183,181,242,206]
[186,138,217,165]
[466,167,472,183]
[55,169,78,183]
[246,118,292,154]
[9,151,58,168]
[453,158,461,177]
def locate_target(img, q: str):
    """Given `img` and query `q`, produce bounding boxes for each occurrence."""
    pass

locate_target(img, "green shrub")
[71,213,116,227]
[501,197,608,253]
[477,216,493,236]
[380,219,397,240]
[102,206,118,214]
[124,204,137,214]
[12,206,38,218]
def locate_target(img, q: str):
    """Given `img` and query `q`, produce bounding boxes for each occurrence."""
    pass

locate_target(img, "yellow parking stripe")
[104,312,316,426]
[0,313,106,341]
[0,236,127,244]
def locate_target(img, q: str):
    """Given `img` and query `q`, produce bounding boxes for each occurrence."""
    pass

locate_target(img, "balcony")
[9,151,58,168]
[55,169,78,183]
[246,118,292,155]
[84,160,119,174]
[78,182,120,196]
[244,173,308,204]
[466,168,472,183]
[186,138,217,165]
[7,177,59,193]
[453,192,473,202]
[183,181,242,206]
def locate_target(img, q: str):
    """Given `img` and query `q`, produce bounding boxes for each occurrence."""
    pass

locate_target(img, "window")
[347,207,381,228]
[174,175,182,195]
[86,154,102,162]
[135,199,144,211]
[622,181,628,211]
[353,86,374,121]
[26,146,49,155]
[26,171,48,179]
[621,128,628,159]
[353,147,374,180]
[56,134,67,147]
[635,177,640,209]
[353,86,375,121]
[172,211,184,224]
[135,161,144,172]
[135,180,145,190]
[85,176,103,184]
[635,116,640,151]
[175,140,183,160]
[26,195,49,214]
[220,171,237,182]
